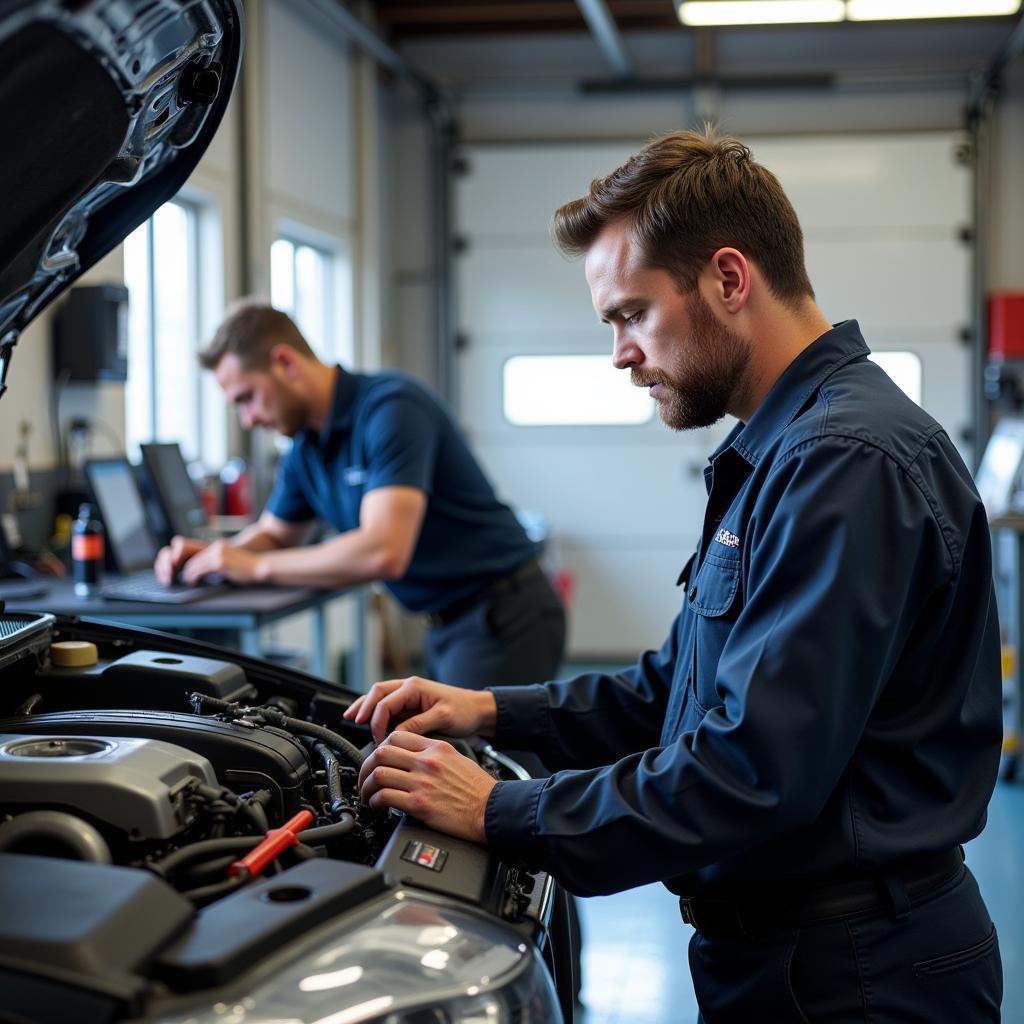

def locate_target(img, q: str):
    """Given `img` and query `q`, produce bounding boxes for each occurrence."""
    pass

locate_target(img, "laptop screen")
[83,458,159,574]
[141,442,208,538]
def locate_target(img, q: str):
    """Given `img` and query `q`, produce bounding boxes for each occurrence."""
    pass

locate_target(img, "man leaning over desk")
[155,300,565,688]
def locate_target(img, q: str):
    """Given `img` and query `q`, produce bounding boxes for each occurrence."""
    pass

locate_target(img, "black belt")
[679,848,965,941]
[427,560,545,628]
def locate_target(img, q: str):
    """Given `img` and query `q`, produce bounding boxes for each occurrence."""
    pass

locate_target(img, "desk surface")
[1,578,345,626]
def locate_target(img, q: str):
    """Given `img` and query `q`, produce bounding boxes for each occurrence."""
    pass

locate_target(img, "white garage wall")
[454,132,971,658]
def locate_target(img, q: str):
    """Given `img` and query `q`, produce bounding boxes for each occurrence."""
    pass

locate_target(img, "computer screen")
[83,458,160,573]
[140,442,208,538]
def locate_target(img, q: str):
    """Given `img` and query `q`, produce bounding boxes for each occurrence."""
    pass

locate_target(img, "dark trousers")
[690,866,1001,1023]
[424,565,566,689]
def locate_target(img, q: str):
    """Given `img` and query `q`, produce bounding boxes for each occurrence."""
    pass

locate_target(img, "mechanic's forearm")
[228,523,288,553]
[252,529,398,588]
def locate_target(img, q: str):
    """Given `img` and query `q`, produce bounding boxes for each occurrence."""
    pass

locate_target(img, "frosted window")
[270,236,336,360]
[503,355,655,426]
[869,350,923,406]
[125,200,222,465]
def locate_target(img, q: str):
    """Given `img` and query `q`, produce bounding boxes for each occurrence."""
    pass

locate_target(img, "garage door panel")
[458,243,595,336]
[478,440,713,542]
[457,144,635,237]
[755,135,970,231]
[559,542,689,658]
[808,237,970,331]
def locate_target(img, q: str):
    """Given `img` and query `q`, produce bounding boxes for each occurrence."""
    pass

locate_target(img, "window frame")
[270,218,353,365]
[123,190,226,468]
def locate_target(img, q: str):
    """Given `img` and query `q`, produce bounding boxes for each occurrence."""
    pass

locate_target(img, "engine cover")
[0,710,312,820]
[0,733,216,840]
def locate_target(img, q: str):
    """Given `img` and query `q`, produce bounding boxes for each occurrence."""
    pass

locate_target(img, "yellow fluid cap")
[50,641,99,668]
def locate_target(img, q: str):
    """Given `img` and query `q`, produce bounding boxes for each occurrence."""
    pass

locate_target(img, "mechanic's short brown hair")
[198,299,317,371]
[552,126,814,307]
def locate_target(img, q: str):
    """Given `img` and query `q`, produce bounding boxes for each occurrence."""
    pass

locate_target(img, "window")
[869,350,923,406]
[271,233,351,362]
[503,355,655,426]
[124,198,225,466]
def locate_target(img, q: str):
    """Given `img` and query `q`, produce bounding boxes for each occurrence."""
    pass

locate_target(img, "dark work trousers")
[424,566,566,689]
[690,865,1002,1023]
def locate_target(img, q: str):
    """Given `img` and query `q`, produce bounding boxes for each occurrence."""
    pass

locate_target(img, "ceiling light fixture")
[676,1,845,26]
[847,0,1020,19]
[676,0,1021,24]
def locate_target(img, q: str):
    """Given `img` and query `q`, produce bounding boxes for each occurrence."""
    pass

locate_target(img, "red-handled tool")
[228,809,314,879]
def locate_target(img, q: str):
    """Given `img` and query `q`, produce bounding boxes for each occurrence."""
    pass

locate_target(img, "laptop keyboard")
[99,574,228,604]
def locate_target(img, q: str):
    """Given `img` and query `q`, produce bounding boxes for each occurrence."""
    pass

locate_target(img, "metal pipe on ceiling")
[575,0,634,79]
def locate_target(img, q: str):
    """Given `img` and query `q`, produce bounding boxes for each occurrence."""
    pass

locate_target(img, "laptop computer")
[82,457,228,604]
[140,441,211,542]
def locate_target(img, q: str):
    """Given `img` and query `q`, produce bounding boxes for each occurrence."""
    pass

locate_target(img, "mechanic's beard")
[632,292,753,431]
[275,387,311,437]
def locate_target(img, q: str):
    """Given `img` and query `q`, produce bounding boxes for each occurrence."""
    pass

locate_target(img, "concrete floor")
[572,776,1024,1023]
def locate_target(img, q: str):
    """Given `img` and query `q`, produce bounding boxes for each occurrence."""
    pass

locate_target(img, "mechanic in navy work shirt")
[346,129,1004,1021]
[155,300,566,687]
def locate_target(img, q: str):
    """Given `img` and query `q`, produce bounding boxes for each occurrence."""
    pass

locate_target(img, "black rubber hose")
[298,813,357,844]
[185,874,249,907]
[256,707,365,768]
[313,741,350,818]
[150,835,262,877]
[14,693,43,716]
[243,795,270,834]
[188,692,365,767]
[189,693,240,716]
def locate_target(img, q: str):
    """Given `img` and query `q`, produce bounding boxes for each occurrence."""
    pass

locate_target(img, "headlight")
[151,889,561,1024]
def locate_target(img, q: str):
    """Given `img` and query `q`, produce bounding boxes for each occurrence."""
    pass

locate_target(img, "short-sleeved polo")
[267,368,538,613]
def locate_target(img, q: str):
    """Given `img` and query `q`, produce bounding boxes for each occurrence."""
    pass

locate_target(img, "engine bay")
[0,611,564,1023]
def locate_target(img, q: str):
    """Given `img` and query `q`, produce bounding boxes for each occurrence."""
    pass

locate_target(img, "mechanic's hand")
[358,731,496,843]
[179,538,263,585]
[154,536,208,585]
[343,676,497,745]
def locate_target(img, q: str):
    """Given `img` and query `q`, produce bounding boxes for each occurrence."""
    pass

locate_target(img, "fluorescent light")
[847,0,1020,17]
[677,1,845,25]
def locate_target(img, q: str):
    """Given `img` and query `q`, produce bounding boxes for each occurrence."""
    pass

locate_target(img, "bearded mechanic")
[346,128,1003,1022]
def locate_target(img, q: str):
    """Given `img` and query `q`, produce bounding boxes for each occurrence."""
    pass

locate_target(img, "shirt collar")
[710,319,869,469]
[315,365,357,446]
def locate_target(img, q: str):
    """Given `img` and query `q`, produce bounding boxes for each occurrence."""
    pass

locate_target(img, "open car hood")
[0,0,243,396]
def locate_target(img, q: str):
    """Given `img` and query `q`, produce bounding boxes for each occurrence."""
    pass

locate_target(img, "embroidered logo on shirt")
[714,528,740,549]
[344,465,366,486]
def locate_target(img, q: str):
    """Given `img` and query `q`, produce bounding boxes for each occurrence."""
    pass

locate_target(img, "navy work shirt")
[485,321,1002,898]
[266,367,538,614]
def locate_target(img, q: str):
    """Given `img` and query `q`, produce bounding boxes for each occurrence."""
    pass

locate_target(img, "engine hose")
[256,707,365,768]
[312,741,351,819]
[298,812,357,845]
[14,693,43,716]
[188,692,365,767]
[178,853,240,885]
[0,810,111,864]
[242,795,270,834]
[149,834,263,877]
[184,874,249,908]
[189,692,236,714]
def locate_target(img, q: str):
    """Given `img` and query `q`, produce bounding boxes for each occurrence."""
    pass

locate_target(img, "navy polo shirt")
[484,321,1002,898]
[266,367,539,614]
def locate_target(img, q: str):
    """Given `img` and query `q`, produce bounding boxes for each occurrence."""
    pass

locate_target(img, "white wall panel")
[264,0,355,223]
[559,542,687,659]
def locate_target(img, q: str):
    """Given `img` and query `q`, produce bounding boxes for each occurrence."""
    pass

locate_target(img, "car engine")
[0,611,573,1024]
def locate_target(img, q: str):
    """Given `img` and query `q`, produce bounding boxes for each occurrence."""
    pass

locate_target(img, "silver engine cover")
[0,733,217,840]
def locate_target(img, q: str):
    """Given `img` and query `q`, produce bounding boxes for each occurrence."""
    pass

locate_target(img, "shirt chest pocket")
[689,551,742,713]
